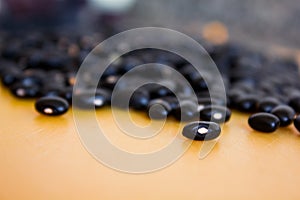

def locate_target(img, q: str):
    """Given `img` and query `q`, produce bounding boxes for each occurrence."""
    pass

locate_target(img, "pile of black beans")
[0,30,299,141]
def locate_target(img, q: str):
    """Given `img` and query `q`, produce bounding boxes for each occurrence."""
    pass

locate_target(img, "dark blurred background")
[0,0,299,49]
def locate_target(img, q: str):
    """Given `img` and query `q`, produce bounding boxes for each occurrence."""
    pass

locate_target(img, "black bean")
[173,100,197,121]
[149,85,174,99]
[289,95,300,113]
[271,105,295,127]
[294,115,300,132]
[235,94,258,112]
[258,97,281,113]
[18,75,43,87]
[10,83,41,98]
[35,96,69,116]
[147,99,172,120]
[182,121,221,141]
[73,89,111,109]
[248,113,280,133]
[129,90,150,110]
[227,88,244,107]
[1,67,21,87]
[99,75,121,90]
[200,105,231,123]
[191,77,208,92]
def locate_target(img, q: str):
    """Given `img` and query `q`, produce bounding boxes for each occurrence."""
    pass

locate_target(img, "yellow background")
[1,81,300,199]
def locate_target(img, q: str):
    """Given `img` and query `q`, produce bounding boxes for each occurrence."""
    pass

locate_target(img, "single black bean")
[271,105,295,127]
[235,94,258,112]
[258,97,281,113]
[35,96,69,116]
[200,105,231,123]
[129,90,150,110]
[10,83,41,98]
[182,121,221,141]
[147,99,172,120]
[73,89,111,109]
[248,113,280,133]
[173,100,197,121]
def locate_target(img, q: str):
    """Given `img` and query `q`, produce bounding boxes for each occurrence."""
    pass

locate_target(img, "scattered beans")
[0,29,299,139]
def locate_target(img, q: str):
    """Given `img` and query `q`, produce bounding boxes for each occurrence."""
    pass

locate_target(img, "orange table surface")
[0,83,300,200]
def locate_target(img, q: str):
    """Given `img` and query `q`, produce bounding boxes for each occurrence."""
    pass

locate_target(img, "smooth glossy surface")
[35,96,69,116]
[200,105,231,123]
[248,113,280,133]
[258,97,281,113]
[73,89,111,109]
[271,105,295,127]
[235,95,258,112]
[182,121,221,140]
[10,84,41,98]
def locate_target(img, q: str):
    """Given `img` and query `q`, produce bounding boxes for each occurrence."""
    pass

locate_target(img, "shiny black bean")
[73,89,111,109]
[35,96,69,116]
[248,113,280,133]
[129,90,150,110]
[182,121,221,141]
[258,97,281,113]
[235,95,258,112]
[10,83,41,98]
[200,105,231,123]
[271,105,295,127]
